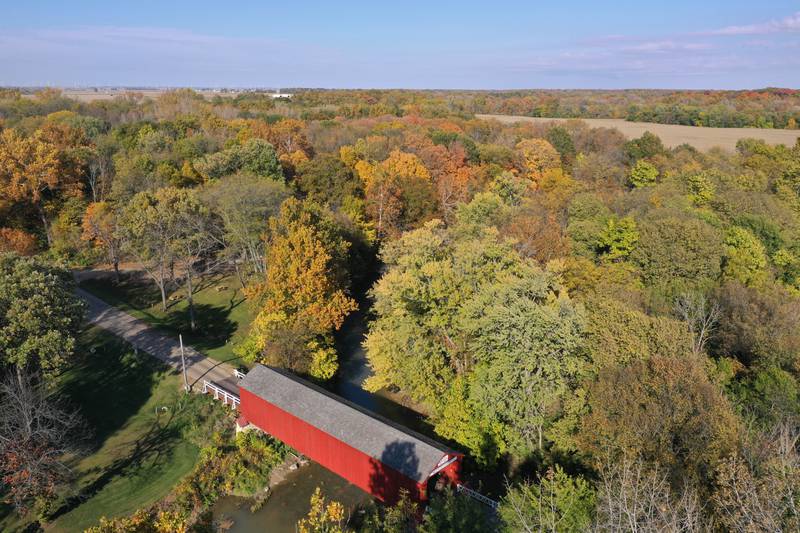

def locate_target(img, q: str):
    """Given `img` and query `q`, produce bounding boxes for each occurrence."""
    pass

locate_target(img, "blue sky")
[1,1,798,89]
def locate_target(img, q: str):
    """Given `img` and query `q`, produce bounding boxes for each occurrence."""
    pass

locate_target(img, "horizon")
[1,1,799,89]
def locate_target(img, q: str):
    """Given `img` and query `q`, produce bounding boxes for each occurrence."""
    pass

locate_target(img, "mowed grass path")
[0,328,201,532]
[79,272,255,365]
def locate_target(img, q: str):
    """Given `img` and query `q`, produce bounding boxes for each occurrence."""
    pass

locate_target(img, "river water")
[212,311,425,531]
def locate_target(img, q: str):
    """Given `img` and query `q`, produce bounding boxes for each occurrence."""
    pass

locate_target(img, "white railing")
[234,369,246,380]
[202,380,240,409]
[456,484,500,510]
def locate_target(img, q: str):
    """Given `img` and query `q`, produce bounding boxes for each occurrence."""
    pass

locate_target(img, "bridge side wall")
[239,387,427,504]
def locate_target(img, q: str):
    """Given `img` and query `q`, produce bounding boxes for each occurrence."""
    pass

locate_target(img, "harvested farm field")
[477,114,800,152]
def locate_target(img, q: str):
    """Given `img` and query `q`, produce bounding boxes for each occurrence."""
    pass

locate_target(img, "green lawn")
[0,327,207,532]
[79,272,255,365]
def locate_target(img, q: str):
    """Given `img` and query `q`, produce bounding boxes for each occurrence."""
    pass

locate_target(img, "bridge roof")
[240,365,458,484]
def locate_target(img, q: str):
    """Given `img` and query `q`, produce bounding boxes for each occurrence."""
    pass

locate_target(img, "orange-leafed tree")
[0,228,37,256]
[0,129,81,246]
[241,198,356,380]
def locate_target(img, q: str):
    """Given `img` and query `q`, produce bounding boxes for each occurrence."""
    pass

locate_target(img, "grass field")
[477,114,800,151]
[0,327,203,532]
[79,272,255,365]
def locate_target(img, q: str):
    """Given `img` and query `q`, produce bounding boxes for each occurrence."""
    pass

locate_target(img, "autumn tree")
[0,128,81,246]
[241,198,356,380]
[578,355,740,486]
[297,487,346,533]
[0,228,37,256]
[356,150,436,237]
[81,202,123,282]
[516,138,561,185]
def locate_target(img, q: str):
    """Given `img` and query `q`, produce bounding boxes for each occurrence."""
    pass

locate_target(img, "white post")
[180,334,189,392]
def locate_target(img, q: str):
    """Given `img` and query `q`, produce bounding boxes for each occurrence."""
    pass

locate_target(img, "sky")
[0,1,799,89]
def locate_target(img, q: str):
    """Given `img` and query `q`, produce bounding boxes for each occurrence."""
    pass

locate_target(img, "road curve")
[77,288,241,395]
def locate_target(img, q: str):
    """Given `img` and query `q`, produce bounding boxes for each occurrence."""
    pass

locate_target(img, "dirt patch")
[477,114,800,152]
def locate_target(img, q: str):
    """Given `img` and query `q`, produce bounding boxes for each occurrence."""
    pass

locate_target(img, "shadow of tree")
[60,328,165,452]
[47,404,183,521]
[368,440,420,504]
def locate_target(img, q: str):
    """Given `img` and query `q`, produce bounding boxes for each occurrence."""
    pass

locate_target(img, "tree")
[0,370,87,513]
[365,213,586,462]
[194,138,282,181]
[117,188,203,311]
[628,160,658,188]
[578,356,739,486]
[0,254,85,380]
[297,487,346,533]
[594,457,703,532]
[356,150,436,237]
[623,131,665,163]
[712,420,800,532]
[516,138,561,184]
[0,128,81,246]
[546,126,577,167]
[673,292,720,357]
[595,216,638,261]
[168,193,218,331]
[419,488,492,533]
[81,202,123,282]
[499,466,595,533]
[722,226,769,286]
[631,212,724,293]
[242,199,356,379]
[201,173,290,286]
[465,274,586,454]
[296,153,361,208]
[0,228,37,256]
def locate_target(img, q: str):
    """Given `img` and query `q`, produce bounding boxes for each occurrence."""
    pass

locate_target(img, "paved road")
[77,288,241,396]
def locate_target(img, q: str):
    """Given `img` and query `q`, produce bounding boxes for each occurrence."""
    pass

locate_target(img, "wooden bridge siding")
[239,387,425,503]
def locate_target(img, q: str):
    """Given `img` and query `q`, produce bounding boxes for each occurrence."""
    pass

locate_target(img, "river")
[212,310,427,531]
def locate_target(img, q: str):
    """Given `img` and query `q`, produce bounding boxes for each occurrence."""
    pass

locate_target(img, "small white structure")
[270,90,293,99]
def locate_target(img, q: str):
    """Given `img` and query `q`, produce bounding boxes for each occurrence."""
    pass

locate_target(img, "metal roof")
[239,365,456,483]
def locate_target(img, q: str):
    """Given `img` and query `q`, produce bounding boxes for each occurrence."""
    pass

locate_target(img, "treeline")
[6,86,800,129]
[2,88,800,530]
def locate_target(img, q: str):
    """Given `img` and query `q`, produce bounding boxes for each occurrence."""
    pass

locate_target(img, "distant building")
[270,91,293,99]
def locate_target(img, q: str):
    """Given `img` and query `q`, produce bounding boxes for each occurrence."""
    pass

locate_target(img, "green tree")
[595,216,638,261]
[0,254,85,379]
[628,160,658,188]
[202,173,290,286]
[722,227,768,286]
[500,466,596,533]
[419,488,492,533]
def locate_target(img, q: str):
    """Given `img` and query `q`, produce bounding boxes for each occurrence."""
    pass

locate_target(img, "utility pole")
[179,334,189,392]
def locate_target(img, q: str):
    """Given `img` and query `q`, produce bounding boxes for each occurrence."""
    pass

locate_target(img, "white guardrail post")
[456,484,500,510]
[202,380,240,410]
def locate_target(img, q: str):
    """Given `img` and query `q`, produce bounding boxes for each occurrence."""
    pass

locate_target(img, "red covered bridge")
[237,365,462,503]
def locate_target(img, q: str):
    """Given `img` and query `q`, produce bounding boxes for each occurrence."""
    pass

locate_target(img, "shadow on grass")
[60,328,166,451]
[80,275,240,353]
[48,405,184,522]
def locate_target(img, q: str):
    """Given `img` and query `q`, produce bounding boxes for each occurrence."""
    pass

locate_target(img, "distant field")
[59,88,238,102]
[477,114,800,152]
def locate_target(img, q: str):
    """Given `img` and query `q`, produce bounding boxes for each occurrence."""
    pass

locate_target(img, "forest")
[1,87,799,531]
